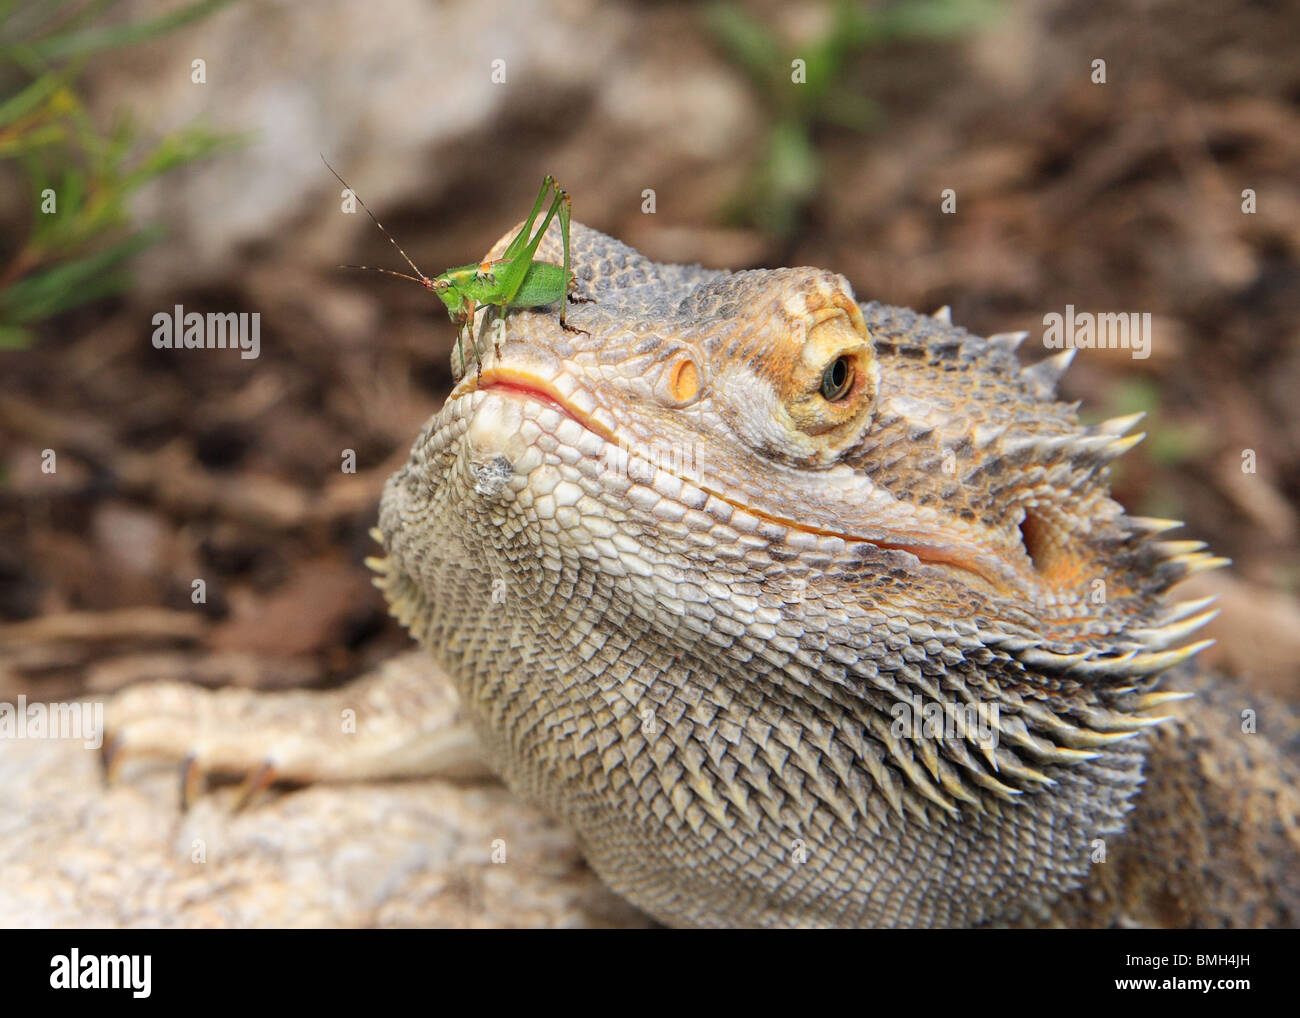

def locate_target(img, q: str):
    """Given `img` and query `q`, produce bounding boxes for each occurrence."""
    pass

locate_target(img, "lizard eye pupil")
[820,356,854,402]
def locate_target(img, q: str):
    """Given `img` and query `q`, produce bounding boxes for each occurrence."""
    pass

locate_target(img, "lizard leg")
[102,649,492,808]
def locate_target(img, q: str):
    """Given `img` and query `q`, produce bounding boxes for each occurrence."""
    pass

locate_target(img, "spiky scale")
[1159,595,1220,624]
[987,330,1029,353]
[1128,516,1185,534]
[1133,690,1196,710]
[1067,650,1139,677]
[1021,348,1077,397]
[1166,554,1232,579]
[1122,639,1216,676]
[1130,608,1220,649]
[1100,433,1146,459]
[1097,411,1146,435]
[1155,540,1209,557]
[1018,647,1093,671]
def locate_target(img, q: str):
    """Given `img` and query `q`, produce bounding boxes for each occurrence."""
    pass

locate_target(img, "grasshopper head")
[430,275,472,323]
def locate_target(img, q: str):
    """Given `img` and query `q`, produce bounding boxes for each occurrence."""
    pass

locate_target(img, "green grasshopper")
[323,158,591,375]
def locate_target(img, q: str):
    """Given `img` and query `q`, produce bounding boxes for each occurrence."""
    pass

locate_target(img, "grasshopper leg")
[497,183,564,309]
[486,304,506,362]
[456,311,485,383]
[452,327,467,380]
[546,181,593,335]
[499,177,555,264]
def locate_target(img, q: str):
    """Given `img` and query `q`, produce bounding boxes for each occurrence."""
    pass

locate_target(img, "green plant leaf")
[0,62,75,126]
[702,2,783,96]
[18,0,237,62]
[0,227,158,323]
[0,323,32,347]
[874,0,1001,41]
[0,0,243,342]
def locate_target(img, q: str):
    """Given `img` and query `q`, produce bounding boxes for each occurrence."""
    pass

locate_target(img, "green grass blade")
[25,0,236,62]
[0,323,33,348]
[0,227,158,323]
[701,1,783,93]
[0,62,76,127]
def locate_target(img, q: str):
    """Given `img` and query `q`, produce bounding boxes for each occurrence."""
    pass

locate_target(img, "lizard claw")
[99,652,484,810]
[102,681,298,810]
[180,752,204,811]
[180,751,277,812]
[178,750,277,811]
[232,761,278,812]
[100,732,123,787]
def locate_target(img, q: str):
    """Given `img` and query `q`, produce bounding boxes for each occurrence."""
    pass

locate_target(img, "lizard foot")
[102,650,492,809]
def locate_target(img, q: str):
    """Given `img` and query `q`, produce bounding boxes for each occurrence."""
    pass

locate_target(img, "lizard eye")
[709,270,880,466]
[820,356,854,402]
[776,293,878,448]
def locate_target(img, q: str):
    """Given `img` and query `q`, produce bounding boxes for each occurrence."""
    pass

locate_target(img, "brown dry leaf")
[207,559,375,660]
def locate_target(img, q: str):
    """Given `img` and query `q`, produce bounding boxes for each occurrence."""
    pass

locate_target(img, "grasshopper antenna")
[337,263,430,287]
[321,154,435,288]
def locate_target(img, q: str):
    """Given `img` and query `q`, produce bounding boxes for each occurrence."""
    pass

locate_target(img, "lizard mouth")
[464,368,608,438]
[460,367,1025,594]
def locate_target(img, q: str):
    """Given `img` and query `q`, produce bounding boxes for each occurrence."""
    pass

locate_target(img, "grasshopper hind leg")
[553,182,594,335]
[486,305,507,362]
[453,311,488,383]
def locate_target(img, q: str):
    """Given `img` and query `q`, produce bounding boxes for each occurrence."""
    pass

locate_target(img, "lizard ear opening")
[1018,504,1092,588]
[668,356,701,404]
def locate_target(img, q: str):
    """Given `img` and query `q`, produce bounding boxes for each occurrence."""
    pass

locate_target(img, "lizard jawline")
[464,368,1023,593]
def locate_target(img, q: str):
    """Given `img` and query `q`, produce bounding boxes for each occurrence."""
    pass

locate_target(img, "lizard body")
[368,221,1299,928]
[97,220,1299,928]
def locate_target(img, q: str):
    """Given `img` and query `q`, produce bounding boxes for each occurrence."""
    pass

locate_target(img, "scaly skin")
[370,221,1299,928]
[99,221,1299,927]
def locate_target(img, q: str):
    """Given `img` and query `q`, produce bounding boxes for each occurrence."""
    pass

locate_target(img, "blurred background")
[1,0,1298,766]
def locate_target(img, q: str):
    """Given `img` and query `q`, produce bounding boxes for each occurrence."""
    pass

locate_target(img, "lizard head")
[377,221,1223,926]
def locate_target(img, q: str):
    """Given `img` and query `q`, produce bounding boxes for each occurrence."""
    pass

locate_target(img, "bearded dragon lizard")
[102,221,1300,928]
